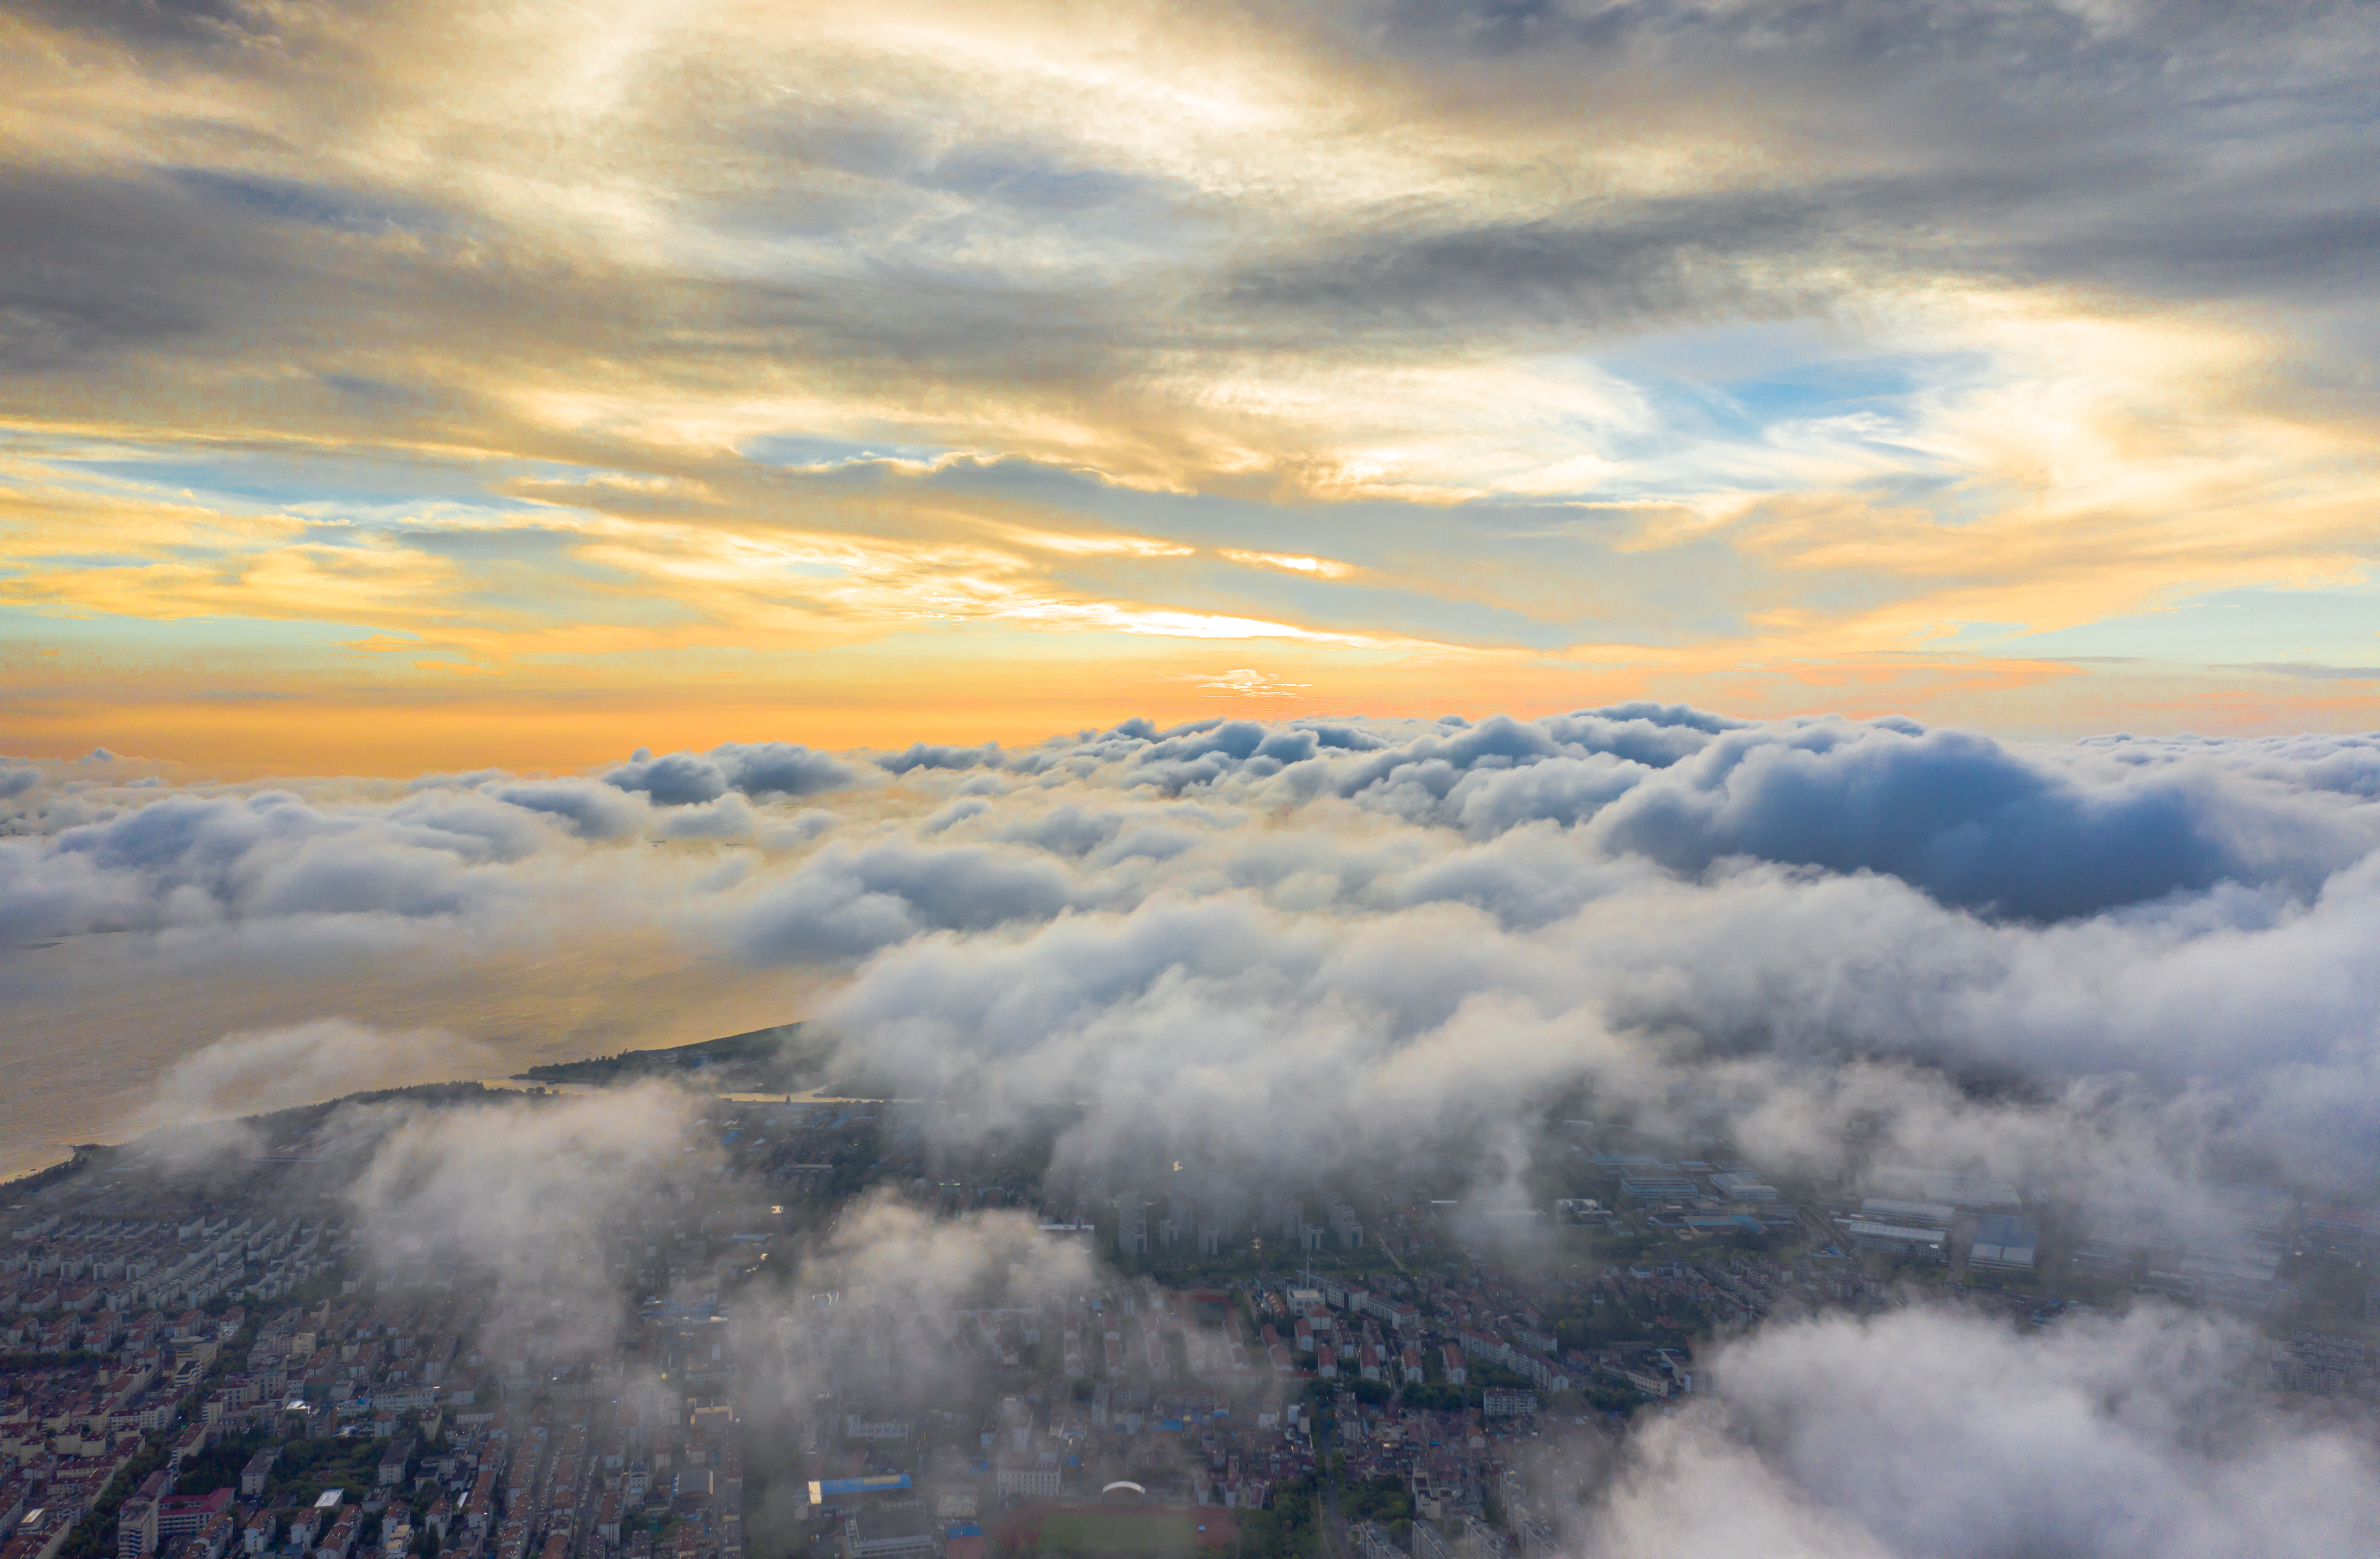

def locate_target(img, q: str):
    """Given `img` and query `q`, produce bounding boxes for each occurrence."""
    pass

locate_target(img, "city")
[6,1070,2375,1559]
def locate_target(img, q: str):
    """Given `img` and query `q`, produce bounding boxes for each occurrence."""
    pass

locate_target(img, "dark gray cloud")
[713,740,860,799]
[0,174,231,370]
[606,741,858,805]
[877,741,1008,774]
[21,0,286,50]
[1219,196,1850,336]
[486,778,647,839]
[1581,722,2362,920]
[1217,0,2380,340]
[604,751,730,806]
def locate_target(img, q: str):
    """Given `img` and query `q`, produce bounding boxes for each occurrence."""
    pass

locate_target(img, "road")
[1946,1214,1978,1285]
[1317,1391,1346,1559]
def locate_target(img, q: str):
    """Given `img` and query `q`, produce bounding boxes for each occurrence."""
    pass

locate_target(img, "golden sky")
[3,0,2377,771]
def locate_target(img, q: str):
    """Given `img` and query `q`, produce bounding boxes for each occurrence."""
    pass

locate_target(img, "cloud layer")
[8,704,2379,1206]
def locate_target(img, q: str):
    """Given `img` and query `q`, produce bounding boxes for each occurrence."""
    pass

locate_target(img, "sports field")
[993,1500,1239,1556]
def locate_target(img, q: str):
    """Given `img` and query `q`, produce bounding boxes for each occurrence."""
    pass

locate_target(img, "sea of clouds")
[11,706,2380,1189]
[8,706,2380,1555]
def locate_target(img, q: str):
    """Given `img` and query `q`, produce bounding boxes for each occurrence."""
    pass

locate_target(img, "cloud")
[335,1088,1093,1433]
[342,1083,708,1357]
[608,742,860,805]
[0,791,476,940]
[1588,1304,2380,1559]
[1196,668,1314,695]
[604,751,730,806]
[714,709,2380,1195]
[4,0,2376,747]
[790,1191,1098,1318]
[715,741,863,800]
[725,839,1092,964]
[0,775,650,945]
[486,777,648,840]
[1579,721,2368,919]
[656,792,760,840]
[8,703,2380,1213]
[142,1017,494,1128]
[877,741,1009,775]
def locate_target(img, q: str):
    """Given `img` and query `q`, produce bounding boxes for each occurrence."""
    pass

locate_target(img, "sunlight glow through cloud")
[0,0,2373,768]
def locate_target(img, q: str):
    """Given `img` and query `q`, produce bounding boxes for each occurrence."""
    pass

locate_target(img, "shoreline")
[0,1073,921,1193]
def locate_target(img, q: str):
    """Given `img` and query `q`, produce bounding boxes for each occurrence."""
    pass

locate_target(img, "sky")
[3,0,2377,773]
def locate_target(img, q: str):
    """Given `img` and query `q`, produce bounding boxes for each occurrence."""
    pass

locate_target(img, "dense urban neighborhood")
[5,1067,2376,1559]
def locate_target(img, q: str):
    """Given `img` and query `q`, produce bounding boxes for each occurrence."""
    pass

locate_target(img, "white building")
[844,1410,912,1442]
[994,1452,1063,1500]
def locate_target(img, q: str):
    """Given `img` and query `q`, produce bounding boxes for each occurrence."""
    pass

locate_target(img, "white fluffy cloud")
[342,1083,708,1357]
[1591,1305,2380,1559]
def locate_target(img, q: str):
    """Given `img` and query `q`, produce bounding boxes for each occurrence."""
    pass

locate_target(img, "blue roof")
[809,1475,912,1500]
[947,1526,983,1538]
